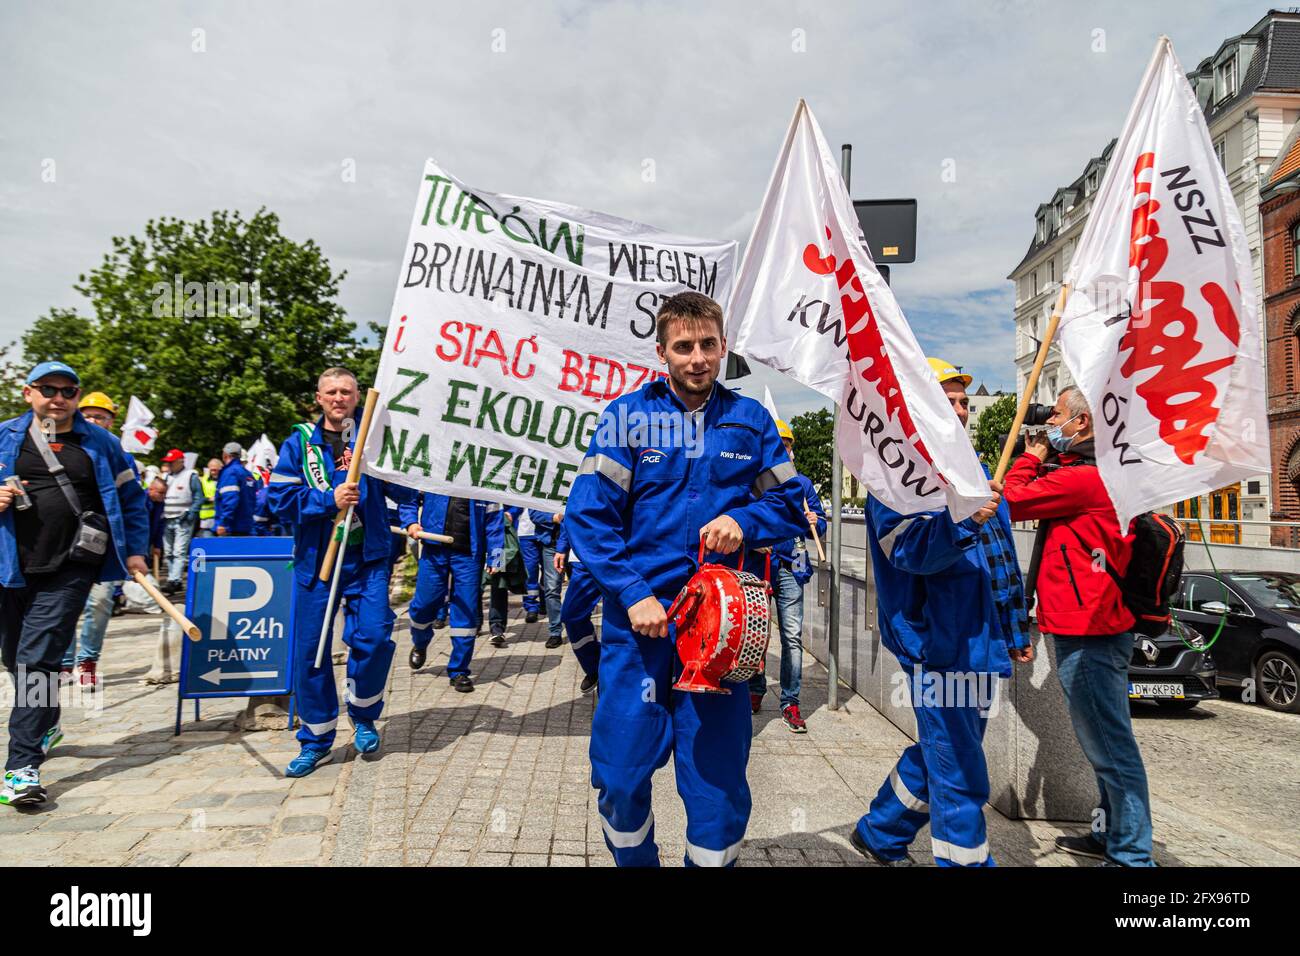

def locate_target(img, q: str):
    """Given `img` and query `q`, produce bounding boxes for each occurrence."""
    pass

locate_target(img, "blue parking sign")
[178,536,297,732]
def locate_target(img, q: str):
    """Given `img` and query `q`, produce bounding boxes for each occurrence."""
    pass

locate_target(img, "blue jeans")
[749,564,803,706]
[62,580,117,667]
[2,563,98,770]
[162,517,193,585]
[537,541,562,639]
[1052,632,1155,867]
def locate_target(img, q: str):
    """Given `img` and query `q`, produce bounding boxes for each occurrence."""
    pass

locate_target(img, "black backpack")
[1070,512,1185,637]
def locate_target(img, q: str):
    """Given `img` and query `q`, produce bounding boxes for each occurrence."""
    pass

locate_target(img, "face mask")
[1046,414,1080,453]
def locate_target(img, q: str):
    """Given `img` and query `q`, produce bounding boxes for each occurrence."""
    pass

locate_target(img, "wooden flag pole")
[390,526,454,545]
[132,571,201,641]
[993,283,1072,483]
[803,498,826,562]
[318,389,381,583]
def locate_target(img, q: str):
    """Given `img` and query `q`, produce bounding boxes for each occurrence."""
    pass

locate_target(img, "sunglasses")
[34,385,80,400]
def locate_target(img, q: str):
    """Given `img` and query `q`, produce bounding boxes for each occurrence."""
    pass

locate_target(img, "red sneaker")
[77,660,100,691]
[750,692,763,715]
[781,704,807,733]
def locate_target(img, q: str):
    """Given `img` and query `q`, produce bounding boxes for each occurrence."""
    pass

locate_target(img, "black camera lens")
[1023,402,1054,427]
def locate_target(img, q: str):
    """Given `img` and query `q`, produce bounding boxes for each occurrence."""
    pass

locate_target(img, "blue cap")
[26,361,80,386]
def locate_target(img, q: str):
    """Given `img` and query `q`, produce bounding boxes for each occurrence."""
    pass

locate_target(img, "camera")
[1023,402,1054,427]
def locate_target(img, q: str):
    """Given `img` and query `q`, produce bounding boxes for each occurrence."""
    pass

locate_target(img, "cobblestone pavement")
[2,598,1296,866]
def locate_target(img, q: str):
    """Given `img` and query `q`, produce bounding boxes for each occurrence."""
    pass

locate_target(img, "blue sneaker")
[0,767,46,806]
[40,725,63,755]
[354,721,380,755]
[285,747,333,778]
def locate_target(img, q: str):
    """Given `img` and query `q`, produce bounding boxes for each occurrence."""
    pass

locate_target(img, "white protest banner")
[362,159,736,508]
[729,100,990,520]
[1059,37,1269,529]
[120,396,158,455]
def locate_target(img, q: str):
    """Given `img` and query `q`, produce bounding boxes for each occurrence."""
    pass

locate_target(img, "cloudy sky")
[0,0,1265,417]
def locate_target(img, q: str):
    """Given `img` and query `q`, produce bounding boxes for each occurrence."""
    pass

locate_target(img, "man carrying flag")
[853,358,1031,866]
[727,100,1025,864]
[267,367,415,777]
[997,36,1270,867]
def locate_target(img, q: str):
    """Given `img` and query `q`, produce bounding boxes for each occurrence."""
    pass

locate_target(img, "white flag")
[247,433,277,472]
[1060,37,1269,529]
[761,386,783,429]
[729,100,990,520]
[120,396,158,455]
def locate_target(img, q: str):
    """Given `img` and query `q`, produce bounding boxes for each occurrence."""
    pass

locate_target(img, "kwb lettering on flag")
[728,100,990,520]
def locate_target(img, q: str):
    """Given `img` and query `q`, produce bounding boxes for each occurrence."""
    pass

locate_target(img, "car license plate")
[1129,682,1184,699]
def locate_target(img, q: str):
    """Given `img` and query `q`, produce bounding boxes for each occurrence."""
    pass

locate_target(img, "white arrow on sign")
[199,668,278,685]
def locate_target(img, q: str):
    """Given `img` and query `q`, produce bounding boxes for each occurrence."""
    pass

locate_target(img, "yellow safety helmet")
[927,357,972,388]
[775,419,794,441]
[79,391,118,415]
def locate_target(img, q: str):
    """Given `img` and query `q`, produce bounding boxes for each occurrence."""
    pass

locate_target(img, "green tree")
[3,209,374,457]
[790,407,833,500]
[974,393,1018,466]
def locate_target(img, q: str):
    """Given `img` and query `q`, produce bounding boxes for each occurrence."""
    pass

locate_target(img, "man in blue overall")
[565,291,806,867]
[213,442,258,536]
[513,508,542,624]
[267,367,416,777]
[401,494,503,691]
[850,357,1033,866]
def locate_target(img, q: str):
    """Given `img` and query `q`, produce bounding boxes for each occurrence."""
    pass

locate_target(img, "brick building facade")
[1262,124,1300,546]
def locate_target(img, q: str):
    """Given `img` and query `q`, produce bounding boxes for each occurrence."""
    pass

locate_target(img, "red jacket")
[1002,449,1135,636]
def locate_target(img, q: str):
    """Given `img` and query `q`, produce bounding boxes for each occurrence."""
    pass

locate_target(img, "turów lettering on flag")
[1059,37,1270,530]
[728,100,990,520]
[362,159,736,509]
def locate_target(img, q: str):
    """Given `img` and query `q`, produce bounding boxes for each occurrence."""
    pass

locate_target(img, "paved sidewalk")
[2,598,1296,866]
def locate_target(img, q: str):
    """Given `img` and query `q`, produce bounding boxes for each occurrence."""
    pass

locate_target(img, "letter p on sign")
[210,566,273,640]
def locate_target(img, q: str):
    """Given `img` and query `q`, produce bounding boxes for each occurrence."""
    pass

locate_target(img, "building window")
[1036,214,1046,243]
[1214,137,1227,171]
[1086,171,1098,194]
[1049,258,1055,283]
[1248,480,1261,495]
[1032,271,1039,297]
[1292,221,1300,278]
[1054,200,1064,227]
[1215,55,1237,103]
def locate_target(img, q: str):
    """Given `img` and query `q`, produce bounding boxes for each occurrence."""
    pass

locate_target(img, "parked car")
[1128,616,1218,711]
[1171,570,1300,714]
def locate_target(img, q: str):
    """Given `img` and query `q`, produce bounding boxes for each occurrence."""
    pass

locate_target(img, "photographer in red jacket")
[1001,385,1154,867]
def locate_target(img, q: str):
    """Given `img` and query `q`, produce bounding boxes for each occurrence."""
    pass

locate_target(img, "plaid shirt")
[978,515,1031,650]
